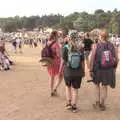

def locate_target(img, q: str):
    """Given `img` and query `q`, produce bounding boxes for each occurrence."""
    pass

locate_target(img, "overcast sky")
[0,0,119,17]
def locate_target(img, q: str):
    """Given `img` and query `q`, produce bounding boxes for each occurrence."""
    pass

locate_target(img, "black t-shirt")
[83,39,93,51]
[62,45,84,77]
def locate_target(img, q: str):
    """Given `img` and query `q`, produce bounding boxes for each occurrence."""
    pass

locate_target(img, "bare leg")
[99,85,107,111]
[65,86,72,109]
[100,85,107,105]
[94,84,100,103]
[93,84,100,109]
[71,87,78,105]
[70,87,79,112]
[50,76,55,92]
[54,74,63,91]
[86,59,90,70]
[66,86,72,103]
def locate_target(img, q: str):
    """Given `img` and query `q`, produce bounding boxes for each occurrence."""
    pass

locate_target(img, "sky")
[0,0,119,17]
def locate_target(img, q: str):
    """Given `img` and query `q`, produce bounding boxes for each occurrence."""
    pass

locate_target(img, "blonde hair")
[68,39,83,52]
[99,29,109,41]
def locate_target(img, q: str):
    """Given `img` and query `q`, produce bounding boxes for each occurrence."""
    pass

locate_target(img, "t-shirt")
[16,39,20,44]
[62,44,84,77]
[83,39,93,51]
[0,46,5,54]
[115,37,120,46]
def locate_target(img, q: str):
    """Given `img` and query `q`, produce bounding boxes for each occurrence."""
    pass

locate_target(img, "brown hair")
[62,28,68,37]
[49,31,58,40]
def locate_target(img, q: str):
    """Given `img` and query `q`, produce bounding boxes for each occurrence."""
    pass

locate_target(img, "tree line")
[0,9,120,34]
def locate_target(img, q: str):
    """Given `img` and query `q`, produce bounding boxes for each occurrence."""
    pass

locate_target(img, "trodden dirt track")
[0,44,120,120]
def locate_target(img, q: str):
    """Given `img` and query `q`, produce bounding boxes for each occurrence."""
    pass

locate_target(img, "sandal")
[65,103,72,110]
[51,89,57,97]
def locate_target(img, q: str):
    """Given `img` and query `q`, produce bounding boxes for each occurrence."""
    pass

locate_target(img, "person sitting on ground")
[0,40,11,70]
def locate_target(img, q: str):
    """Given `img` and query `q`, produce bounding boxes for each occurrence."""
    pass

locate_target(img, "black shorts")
[64,76,82,89]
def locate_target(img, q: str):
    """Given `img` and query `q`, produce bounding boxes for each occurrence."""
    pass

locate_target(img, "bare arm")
[82,60,85,71]
[89,44,97,71]
[115,47,119,68]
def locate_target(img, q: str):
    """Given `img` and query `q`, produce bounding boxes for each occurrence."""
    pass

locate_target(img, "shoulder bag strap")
[49,41,56,48]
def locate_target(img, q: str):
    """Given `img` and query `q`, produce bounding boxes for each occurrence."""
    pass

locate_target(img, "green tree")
[3,20,17,32]
[73,12,91,31]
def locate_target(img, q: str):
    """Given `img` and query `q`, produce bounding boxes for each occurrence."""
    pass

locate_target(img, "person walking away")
[60,34,85,113]
[110,34,116,46]
[89,29,119,111]
[33,38,38,48]
[29,38,33,48]
[115,35,120,48]
[18,37,23,53]
[12,38,17,53]
[117,36,120,59]
[16,37,21,53]
[47,31,63,96]
[41,36,48,49]
[83,33,93,69]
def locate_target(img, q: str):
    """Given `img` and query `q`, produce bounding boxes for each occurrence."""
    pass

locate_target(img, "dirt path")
[0,44,120,120]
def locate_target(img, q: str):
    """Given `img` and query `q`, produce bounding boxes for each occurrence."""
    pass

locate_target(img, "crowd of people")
[0,38,13,71]
[0,28,120,113]
[40,28,119,113]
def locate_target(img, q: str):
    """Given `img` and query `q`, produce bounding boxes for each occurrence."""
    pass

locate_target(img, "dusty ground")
[0,44,120,120]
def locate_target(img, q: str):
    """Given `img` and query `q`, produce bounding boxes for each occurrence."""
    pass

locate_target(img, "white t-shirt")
[16,38,20,44]
[116,37,120,45]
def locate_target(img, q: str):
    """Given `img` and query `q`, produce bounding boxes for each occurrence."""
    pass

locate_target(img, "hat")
[39,57,53,67]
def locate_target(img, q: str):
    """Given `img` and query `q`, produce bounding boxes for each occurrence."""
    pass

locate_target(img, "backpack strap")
[49,41,56,48]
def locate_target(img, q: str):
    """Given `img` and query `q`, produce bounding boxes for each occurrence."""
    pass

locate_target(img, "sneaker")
[71,104,79,113]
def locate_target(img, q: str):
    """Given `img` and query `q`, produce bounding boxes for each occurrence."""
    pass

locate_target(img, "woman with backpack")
[89,29,119,111]
[47,31,63,96]
[59,33,85,113]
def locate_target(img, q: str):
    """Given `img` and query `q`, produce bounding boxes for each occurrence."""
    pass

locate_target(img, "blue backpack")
[63,44,81,69]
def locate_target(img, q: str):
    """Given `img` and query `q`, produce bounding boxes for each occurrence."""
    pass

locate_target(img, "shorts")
[84,51,90,60]
[64,76,82,89]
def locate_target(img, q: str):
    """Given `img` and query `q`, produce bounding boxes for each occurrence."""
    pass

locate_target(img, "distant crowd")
[0,29,120,113]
